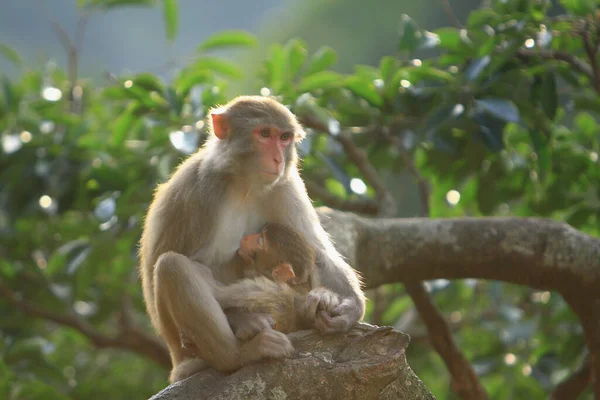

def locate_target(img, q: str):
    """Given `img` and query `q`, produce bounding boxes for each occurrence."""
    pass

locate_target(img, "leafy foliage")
[1,0,599,399]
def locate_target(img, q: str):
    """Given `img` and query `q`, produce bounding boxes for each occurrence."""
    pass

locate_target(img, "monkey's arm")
[284,176,366,333]
[216,278,301,334]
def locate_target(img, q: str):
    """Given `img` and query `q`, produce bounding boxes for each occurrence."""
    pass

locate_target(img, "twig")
[517,49,596,89]
[439,0,463,29]
[394,137,488,400]
[549,355,591,400]
[305,180,380,215]
[0,281,170,368]
[582,28,600,93]
[368,287,388,326]
[298,114,397,217]
[404,282,488,400]
[40,1,87,112]
[381,130,431,216]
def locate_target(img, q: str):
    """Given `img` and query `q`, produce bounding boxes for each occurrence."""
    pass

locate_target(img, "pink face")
[237,231,265,263]
[252,125,294,181]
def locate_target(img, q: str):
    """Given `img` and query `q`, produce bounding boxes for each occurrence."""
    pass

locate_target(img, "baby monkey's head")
[237,222,316,285]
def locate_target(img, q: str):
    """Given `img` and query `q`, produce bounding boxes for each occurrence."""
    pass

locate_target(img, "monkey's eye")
[257,234,264,248]
[280,132,292,141]
[258,128,270,138]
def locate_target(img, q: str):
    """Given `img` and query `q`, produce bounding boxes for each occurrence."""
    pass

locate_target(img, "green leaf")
[465,56,491,81]
[475,98,520,124]
[0,260,16,278]
[530,130,551,182]
[575,112,599,139]
[192,57,242,78]
[297,71,344,93]
[434,27,462,51]
[175,70,211,97]
[267,44,285,92]
[112,102,141,146]
[466,8,499,28]
[344,77,384,107]
[88,0,154,9]
[162,0,178,41]
[1,75,20,113]
[284,39,308,81]
[196,30,257,52]
[379,56,396,81]
[398,14,422,53]
[532,72,557,120]
[567,207,591,227]
[473,111,506,151]
[0,43,23,65]
[133,73,165,92]
[420,104,464,136]
[559,0,597,16]
[305,46,337,76]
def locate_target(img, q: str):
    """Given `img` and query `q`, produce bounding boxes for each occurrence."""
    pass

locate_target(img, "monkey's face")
[252,125,294,184]
[209,96,305,186]
[238,231,265,264]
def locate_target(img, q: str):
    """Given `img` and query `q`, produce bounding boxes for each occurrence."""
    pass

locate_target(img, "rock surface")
[150,323,434,400]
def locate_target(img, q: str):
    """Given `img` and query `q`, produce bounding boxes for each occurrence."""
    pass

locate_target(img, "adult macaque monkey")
[139,96,365,383]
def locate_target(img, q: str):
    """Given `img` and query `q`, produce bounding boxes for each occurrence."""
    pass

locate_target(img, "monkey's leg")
[154,251,294,375]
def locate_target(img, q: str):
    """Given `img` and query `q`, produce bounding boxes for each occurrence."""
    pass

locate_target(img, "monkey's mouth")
[259,170,280,178]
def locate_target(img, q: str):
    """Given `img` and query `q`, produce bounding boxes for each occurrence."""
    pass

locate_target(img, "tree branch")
[316,210,600,397]
[317,211,600,291]
[582,28,600,93]
[0,281,170,368]
[298,114,397,217]
[304,179,379,215]
[395,147,487,400]
[439,0,463,29]
[517,49,596,87]
[405,282,488,399]
[549,355,591,400]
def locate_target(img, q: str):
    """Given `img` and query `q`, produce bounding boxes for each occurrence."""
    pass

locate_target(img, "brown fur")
[243,222,316,291]
[138,96,366,383]
[216,278,309,334]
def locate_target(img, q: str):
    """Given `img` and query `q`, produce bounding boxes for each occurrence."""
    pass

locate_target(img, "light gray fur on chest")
[191,198,265,267]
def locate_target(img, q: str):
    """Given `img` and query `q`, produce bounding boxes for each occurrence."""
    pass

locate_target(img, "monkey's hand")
[240,328,294,364]
[226,308,275,341]
[303,289,359,334]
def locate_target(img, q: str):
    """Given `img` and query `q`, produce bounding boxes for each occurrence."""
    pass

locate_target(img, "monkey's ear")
[294,128,307,143]
[272,263,295,283]
[210,108,229,140]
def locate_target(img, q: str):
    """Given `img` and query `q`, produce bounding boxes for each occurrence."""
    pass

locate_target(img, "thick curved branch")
[317,209,600,396]
[0,281,170,368]
[316,210,600,291]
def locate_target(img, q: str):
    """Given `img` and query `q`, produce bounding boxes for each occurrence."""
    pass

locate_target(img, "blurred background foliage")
[1,0,600,399]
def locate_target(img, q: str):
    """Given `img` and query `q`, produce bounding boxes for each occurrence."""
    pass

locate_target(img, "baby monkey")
[217,223,338,334]
[237,222,314,290]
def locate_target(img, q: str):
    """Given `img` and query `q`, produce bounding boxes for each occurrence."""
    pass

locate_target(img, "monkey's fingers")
[252,329,294,359]
[303,295,320,320]
[315,311,352,334]
[314,310,333,333]
[331,298,356,317]
[234,314,275,341]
